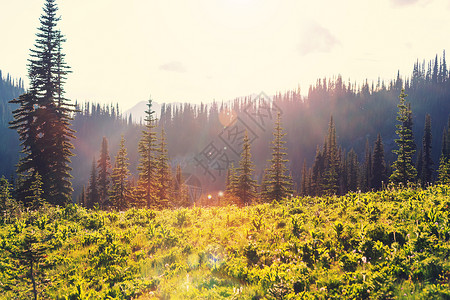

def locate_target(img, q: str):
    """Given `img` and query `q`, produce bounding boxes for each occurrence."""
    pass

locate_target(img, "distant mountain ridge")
[125,101,161,123]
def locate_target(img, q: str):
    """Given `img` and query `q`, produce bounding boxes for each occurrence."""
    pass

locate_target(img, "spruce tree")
[371,134,387,190]
[0,176,13,207]
[420,114,433,186]
[347,149,359,192]
[339,148,348,195]
[225,163,238,195]
[97,137,111,208]
[261,112,293,202]
[173,164,189,207]
[323,116,339,195]
[86,157,99,209]
[156,128,171,207]
[235,131,258,205]
[438,117,450,184]
[26,172,44,210]
[13,229,47,300]
[390,89,417,185]
[311,146,324,196]
[362,139,372,191]
[110,136,130,210]
[300,159,308,196]
[9,0,75,205]
[137,98,158,208]
[416,147,423,184]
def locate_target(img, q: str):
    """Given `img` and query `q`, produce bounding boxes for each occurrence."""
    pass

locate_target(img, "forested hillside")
[0,71,24,177]
[1,53,450,201]
[67,53,450,200]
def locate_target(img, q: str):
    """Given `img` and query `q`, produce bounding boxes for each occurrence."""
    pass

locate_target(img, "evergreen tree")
[371,134,387,190]
[97,137,111,208]
[311,146,324,196]
[438,117,450,184]
[225,163,237,195]
[235,131,258,205]
[0,176,18,222]
[156,128,171,207]
[261,112,293,202]
[362,139,372,191]
[437,157,450,184]
[110,136,130,210]
[420,114,433,186]
[79,185,86,207]
[323,116,339,195]
[0,176,13,206]
[390,89,417,185]
[86,157,99,209]
[173,164,189,207]
[347,149,359,192]
[416,147,423,184]
[27,172,44,210]
[12,229,47,300]
[137,98,158,208]
[9,0,75,205]
[300,159,308,196]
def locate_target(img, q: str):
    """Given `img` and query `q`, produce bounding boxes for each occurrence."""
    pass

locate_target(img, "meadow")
[1,184,450,299]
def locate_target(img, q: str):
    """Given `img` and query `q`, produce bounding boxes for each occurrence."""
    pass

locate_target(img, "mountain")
[125,101,162,123]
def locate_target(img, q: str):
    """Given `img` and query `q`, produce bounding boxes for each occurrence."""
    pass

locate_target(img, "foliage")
[261,112,294,202]
[1,185,450,298]
[233,131,258,205]
[9,0,75,205]
[110,136,131,210]
[390,89,417,185]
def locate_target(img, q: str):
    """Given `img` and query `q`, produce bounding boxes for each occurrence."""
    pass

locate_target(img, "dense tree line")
[0,71,24,177]
[1,0,450,203]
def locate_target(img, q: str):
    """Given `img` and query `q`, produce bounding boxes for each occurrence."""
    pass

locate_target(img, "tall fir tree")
[416,147,424,184]
[300,159,308,196]
[97,137,111,208]
[173,164,189,207]
[322,116,339,195]
[225,163,238,195]
[9,0,75,205]
[86,157,99,209]
[235,131,258,205]
[438,116,450,184]
[11,0,74,205]
[156,128,171,207]
[110,136,130,210]
[361,139,372,192]
[371,134,387,190]
[261,112,293,202]
[311,146,325,196]
[390,89,417,185]
[137,98,158,208]
[347,149,359,192]
[420,114,433,186]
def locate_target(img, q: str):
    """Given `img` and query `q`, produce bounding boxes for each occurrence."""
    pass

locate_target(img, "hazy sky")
[1,0,450,110]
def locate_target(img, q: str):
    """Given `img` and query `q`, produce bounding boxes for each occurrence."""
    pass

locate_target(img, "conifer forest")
[1,0,450,299]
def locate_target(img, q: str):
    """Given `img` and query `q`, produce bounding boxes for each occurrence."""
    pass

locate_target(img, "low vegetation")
[1,184,450,299]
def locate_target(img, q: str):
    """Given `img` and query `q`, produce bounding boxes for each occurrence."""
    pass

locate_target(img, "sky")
[1,0,450,110]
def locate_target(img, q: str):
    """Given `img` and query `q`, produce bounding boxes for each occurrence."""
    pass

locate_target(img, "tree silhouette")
[10,0,75,204]
[390,89,417,185]
[235,131,258,205]
[261,112,293,202]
